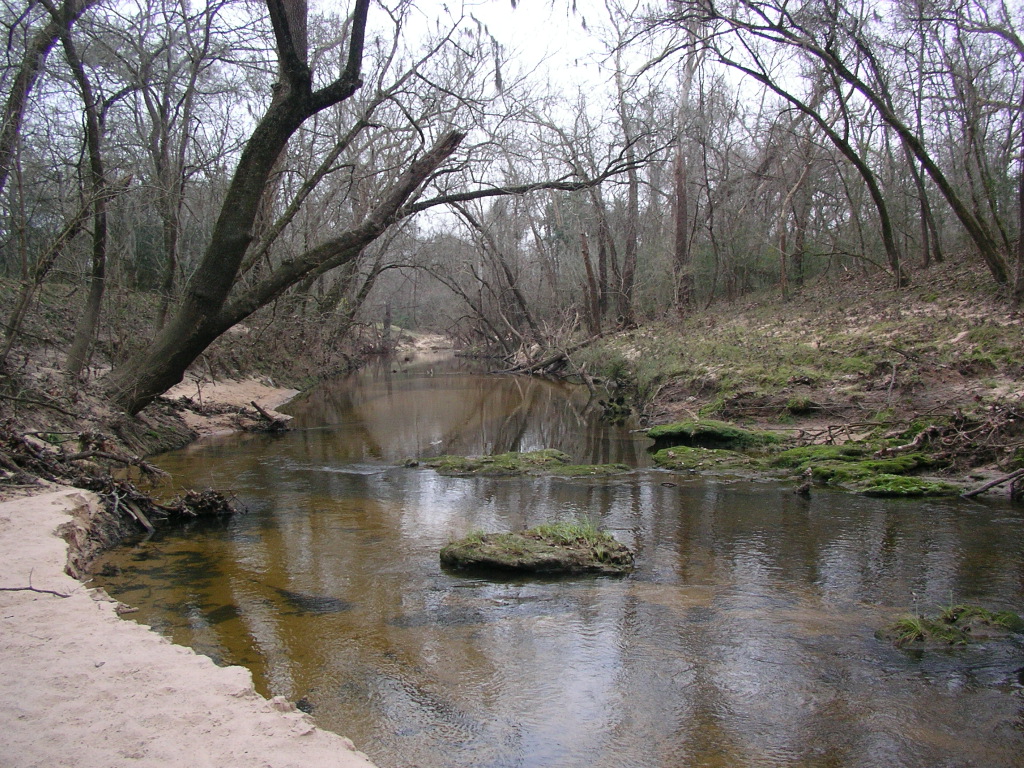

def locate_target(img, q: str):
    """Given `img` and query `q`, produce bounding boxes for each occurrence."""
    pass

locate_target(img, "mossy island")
[879,605,1024,649]
[411,449,631,478]
[646,419,966,496]
[440,520,634,576]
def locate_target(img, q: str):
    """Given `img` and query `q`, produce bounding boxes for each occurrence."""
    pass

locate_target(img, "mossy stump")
[440,522,634,576]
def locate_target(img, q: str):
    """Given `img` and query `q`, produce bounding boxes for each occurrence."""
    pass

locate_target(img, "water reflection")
[95,357,1024,767]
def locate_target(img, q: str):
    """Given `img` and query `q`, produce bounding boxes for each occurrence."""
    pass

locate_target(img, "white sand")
[0,490,378,767]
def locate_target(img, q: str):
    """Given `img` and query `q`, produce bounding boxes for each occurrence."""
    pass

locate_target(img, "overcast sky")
[462,0,613,91]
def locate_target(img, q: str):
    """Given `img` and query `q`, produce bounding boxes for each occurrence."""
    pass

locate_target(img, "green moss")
[440,521,634,575]
[854,474,961,497]
[647,419,780,449]
[882,604,1024,648]
[828,454,940,482]
[771,444,953,493]
[770,444,871,469]
[651,446,753,472]
[422,449,571,476]
[419,450,628,478]
[551,463,632,477]
[1010,447,1024,470]
[785,396,816,415]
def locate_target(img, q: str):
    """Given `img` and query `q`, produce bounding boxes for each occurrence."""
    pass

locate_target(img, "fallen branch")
[492,333,605,376]
[875,425,945,456]
[961,468,1024,498]
[0,392,76,417]
[0,584,71,598]
[0,569,70,598]
[63,448,168,477]
[249,401,289,432]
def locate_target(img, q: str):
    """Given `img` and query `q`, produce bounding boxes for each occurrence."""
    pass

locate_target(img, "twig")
[0,584,71,598]
[63,449,168,477]
[0,569,70,598]
[0,392,76,417]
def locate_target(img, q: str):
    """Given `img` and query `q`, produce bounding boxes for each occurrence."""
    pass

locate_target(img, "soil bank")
[0,379,379,768]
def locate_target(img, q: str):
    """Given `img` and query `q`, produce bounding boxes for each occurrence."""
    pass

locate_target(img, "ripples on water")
[96,356,1024,767]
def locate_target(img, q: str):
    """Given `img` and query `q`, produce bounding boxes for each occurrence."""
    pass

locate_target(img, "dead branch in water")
[492,333,606,377]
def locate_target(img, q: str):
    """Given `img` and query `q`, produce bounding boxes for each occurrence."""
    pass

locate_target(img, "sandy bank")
[0,487,378,768]
[165,377,300,437]
[1,374,378,767]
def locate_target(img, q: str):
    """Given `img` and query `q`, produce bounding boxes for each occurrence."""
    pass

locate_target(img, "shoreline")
[0,378,380,768]
[164,376,301,437]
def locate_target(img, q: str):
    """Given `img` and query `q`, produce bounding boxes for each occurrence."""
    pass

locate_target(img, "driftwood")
[961,468,1024,499]
[122,500,155,533]
[875,424,945,456]
[492,333,605,376]
[250,400,289,432]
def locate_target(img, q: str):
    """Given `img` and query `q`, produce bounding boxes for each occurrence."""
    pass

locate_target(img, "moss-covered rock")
[770,444,872,469]
[852,474,962,497]
[418,449,630,477]
[421,449,572,476]
[647,419,780,449]
[770,444,953,493]
[879,605,1024,648]
[550,463,632,477]
[651,446,753,473]
[440,521,634,575]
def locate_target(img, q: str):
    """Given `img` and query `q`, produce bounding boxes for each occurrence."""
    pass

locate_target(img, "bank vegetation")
[0,0,1023,503]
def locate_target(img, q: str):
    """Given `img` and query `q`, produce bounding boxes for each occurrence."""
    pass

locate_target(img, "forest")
[1,0,1023,415]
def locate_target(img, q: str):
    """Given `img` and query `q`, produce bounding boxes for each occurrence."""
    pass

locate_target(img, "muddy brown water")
[95,355,1024,768]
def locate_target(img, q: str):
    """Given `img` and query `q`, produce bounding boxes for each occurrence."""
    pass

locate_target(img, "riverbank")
[164,376,300,437]
[0,378,380,768]
[575,261,1024,494]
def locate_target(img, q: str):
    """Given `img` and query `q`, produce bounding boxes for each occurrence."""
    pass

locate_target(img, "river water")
[95,355,1024,767]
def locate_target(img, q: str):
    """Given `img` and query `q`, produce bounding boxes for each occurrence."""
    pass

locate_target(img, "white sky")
[458,0,612,91]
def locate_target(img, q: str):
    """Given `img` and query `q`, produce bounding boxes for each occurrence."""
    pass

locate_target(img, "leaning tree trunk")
[102,0,369,413]
[103,127,465,415]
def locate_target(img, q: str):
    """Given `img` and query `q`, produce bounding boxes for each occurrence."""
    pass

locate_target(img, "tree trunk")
[102,0,370,412]
[61,20,108,379]
[672,144,694,315]
[580,231,601,334]
[1014,163,1024,309]
[104,127,464,414]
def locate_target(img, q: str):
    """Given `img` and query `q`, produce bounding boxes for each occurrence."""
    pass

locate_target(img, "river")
[94,354,1024,767]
